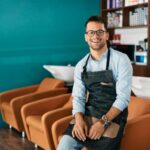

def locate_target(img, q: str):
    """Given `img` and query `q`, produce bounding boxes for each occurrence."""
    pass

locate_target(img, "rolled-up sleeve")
[72,62,86,115]
[113,55,133,111]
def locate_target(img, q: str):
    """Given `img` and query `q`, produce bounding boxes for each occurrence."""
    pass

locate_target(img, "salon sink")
[132,76,150,98]
[43,65,75,86]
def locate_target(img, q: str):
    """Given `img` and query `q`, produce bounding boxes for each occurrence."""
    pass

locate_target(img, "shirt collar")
[89,48,109,62]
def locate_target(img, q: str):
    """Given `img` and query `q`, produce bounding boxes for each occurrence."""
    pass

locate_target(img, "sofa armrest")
[121,114,150,150]
[42,107,72,150]
[52,115,73,148]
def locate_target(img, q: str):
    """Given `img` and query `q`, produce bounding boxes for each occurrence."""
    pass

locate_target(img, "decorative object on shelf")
[144,38,148,51]
[135,51,147,65]
[135,39,147,65]
[107,11,123,28]
[43,65,75,86]
[132,76,150,98]
[112,34,121,44]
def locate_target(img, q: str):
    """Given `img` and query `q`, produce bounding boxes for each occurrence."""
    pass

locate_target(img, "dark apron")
[64,49,128,150]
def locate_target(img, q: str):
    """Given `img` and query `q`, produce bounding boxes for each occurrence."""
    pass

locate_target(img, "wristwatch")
[100,115,111,129]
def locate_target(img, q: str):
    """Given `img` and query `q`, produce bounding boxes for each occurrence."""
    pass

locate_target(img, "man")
[57,16,132,150]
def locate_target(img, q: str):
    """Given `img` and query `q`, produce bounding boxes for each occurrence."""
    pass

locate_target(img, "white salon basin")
[43,65,75,85]
[132,76,150,98]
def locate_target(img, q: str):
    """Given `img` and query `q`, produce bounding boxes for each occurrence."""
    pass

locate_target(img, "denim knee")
[57,135,83,150]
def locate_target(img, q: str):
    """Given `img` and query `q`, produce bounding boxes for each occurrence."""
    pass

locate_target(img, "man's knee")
[57,135,77,150]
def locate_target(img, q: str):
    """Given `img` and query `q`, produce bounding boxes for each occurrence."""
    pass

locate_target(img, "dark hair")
[85,16,107,30]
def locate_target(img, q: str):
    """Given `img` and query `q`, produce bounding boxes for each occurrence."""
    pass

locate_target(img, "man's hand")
[88,121,105,140]
[72,113,88,141]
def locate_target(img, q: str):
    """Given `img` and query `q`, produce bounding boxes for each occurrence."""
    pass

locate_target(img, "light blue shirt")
[72,48,133,115]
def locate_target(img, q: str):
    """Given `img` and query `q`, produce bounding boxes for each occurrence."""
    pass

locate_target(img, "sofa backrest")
[36,78,65,92]
[63,96,73,108]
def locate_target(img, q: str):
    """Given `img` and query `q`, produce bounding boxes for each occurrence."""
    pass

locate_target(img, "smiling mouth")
[91,39,102,43]
[92,41,101,44]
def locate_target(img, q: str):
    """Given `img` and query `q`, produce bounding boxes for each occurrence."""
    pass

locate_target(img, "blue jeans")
[57,135,121,150]
[57,135,84,150]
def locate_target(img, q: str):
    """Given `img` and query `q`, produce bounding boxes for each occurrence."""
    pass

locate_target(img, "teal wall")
[0,0,100,91]
[0,0,100,126]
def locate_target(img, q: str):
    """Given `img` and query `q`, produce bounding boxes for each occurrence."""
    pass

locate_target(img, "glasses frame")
[86,29,107,37]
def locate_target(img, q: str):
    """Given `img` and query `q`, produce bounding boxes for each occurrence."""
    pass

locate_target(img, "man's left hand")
[88,121,105,140]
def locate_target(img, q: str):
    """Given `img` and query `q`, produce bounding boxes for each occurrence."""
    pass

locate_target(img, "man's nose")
[93,32,99,38]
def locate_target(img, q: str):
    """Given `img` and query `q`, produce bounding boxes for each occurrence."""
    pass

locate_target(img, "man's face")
[85,21,109,51]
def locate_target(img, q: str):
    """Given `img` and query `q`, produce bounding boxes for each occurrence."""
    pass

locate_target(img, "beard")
[89,40,106,51]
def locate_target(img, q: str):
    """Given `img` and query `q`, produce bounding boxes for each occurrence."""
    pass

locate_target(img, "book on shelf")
[107,0,123,9]
[129,6,148,26]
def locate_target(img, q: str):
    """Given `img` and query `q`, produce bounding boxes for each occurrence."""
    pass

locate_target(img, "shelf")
[102,3,147,11]
[132,64,147,68]
[107,25,148,30]
[102,7,122,12]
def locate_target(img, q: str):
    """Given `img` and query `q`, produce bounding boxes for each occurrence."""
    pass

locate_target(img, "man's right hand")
[72,112,88,141]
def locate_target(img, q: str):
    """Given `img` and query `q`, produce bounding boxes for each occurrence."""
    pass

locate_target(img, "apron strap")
[106,48,111,70]
[83,54,90,73]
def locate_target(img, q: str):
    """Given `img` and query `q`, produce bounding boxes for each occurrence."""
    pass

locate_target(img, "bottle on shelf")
[107,10,123,28]
[112,34,121,45]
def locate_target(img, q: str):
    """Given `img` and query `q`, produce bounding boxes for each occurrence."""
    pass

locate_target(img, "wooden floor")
[0,127,43,150]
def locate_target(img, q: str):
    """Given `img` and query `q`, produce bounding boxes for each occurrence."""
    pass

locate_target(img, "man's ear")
[84,34,88,42]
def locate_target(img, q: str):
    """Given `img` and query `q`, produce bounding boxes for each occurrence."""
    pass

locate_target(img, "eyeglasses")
[86,29,107,37]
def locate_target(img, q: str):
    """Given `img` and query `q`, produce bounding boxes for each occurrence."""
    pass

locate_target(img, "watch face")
[101,115,111,129]
[103,121,111,129]
[104,123,109,129]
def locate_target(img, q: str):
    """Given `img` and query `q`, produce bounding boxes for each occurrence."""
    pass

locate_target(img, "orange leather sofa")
[21,94,72,150]
[0,78,67,134]
[52,96,150,150]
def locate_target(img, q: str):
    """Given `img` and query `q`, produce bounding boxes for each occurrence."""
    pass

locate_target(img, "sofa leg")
[22,132,25,138]
[34,144,38,149]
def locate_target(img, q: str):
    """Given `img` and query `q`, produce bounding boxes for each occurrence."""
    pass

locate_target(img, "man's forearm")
[75,112,84,121]
[105,106,121,121]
